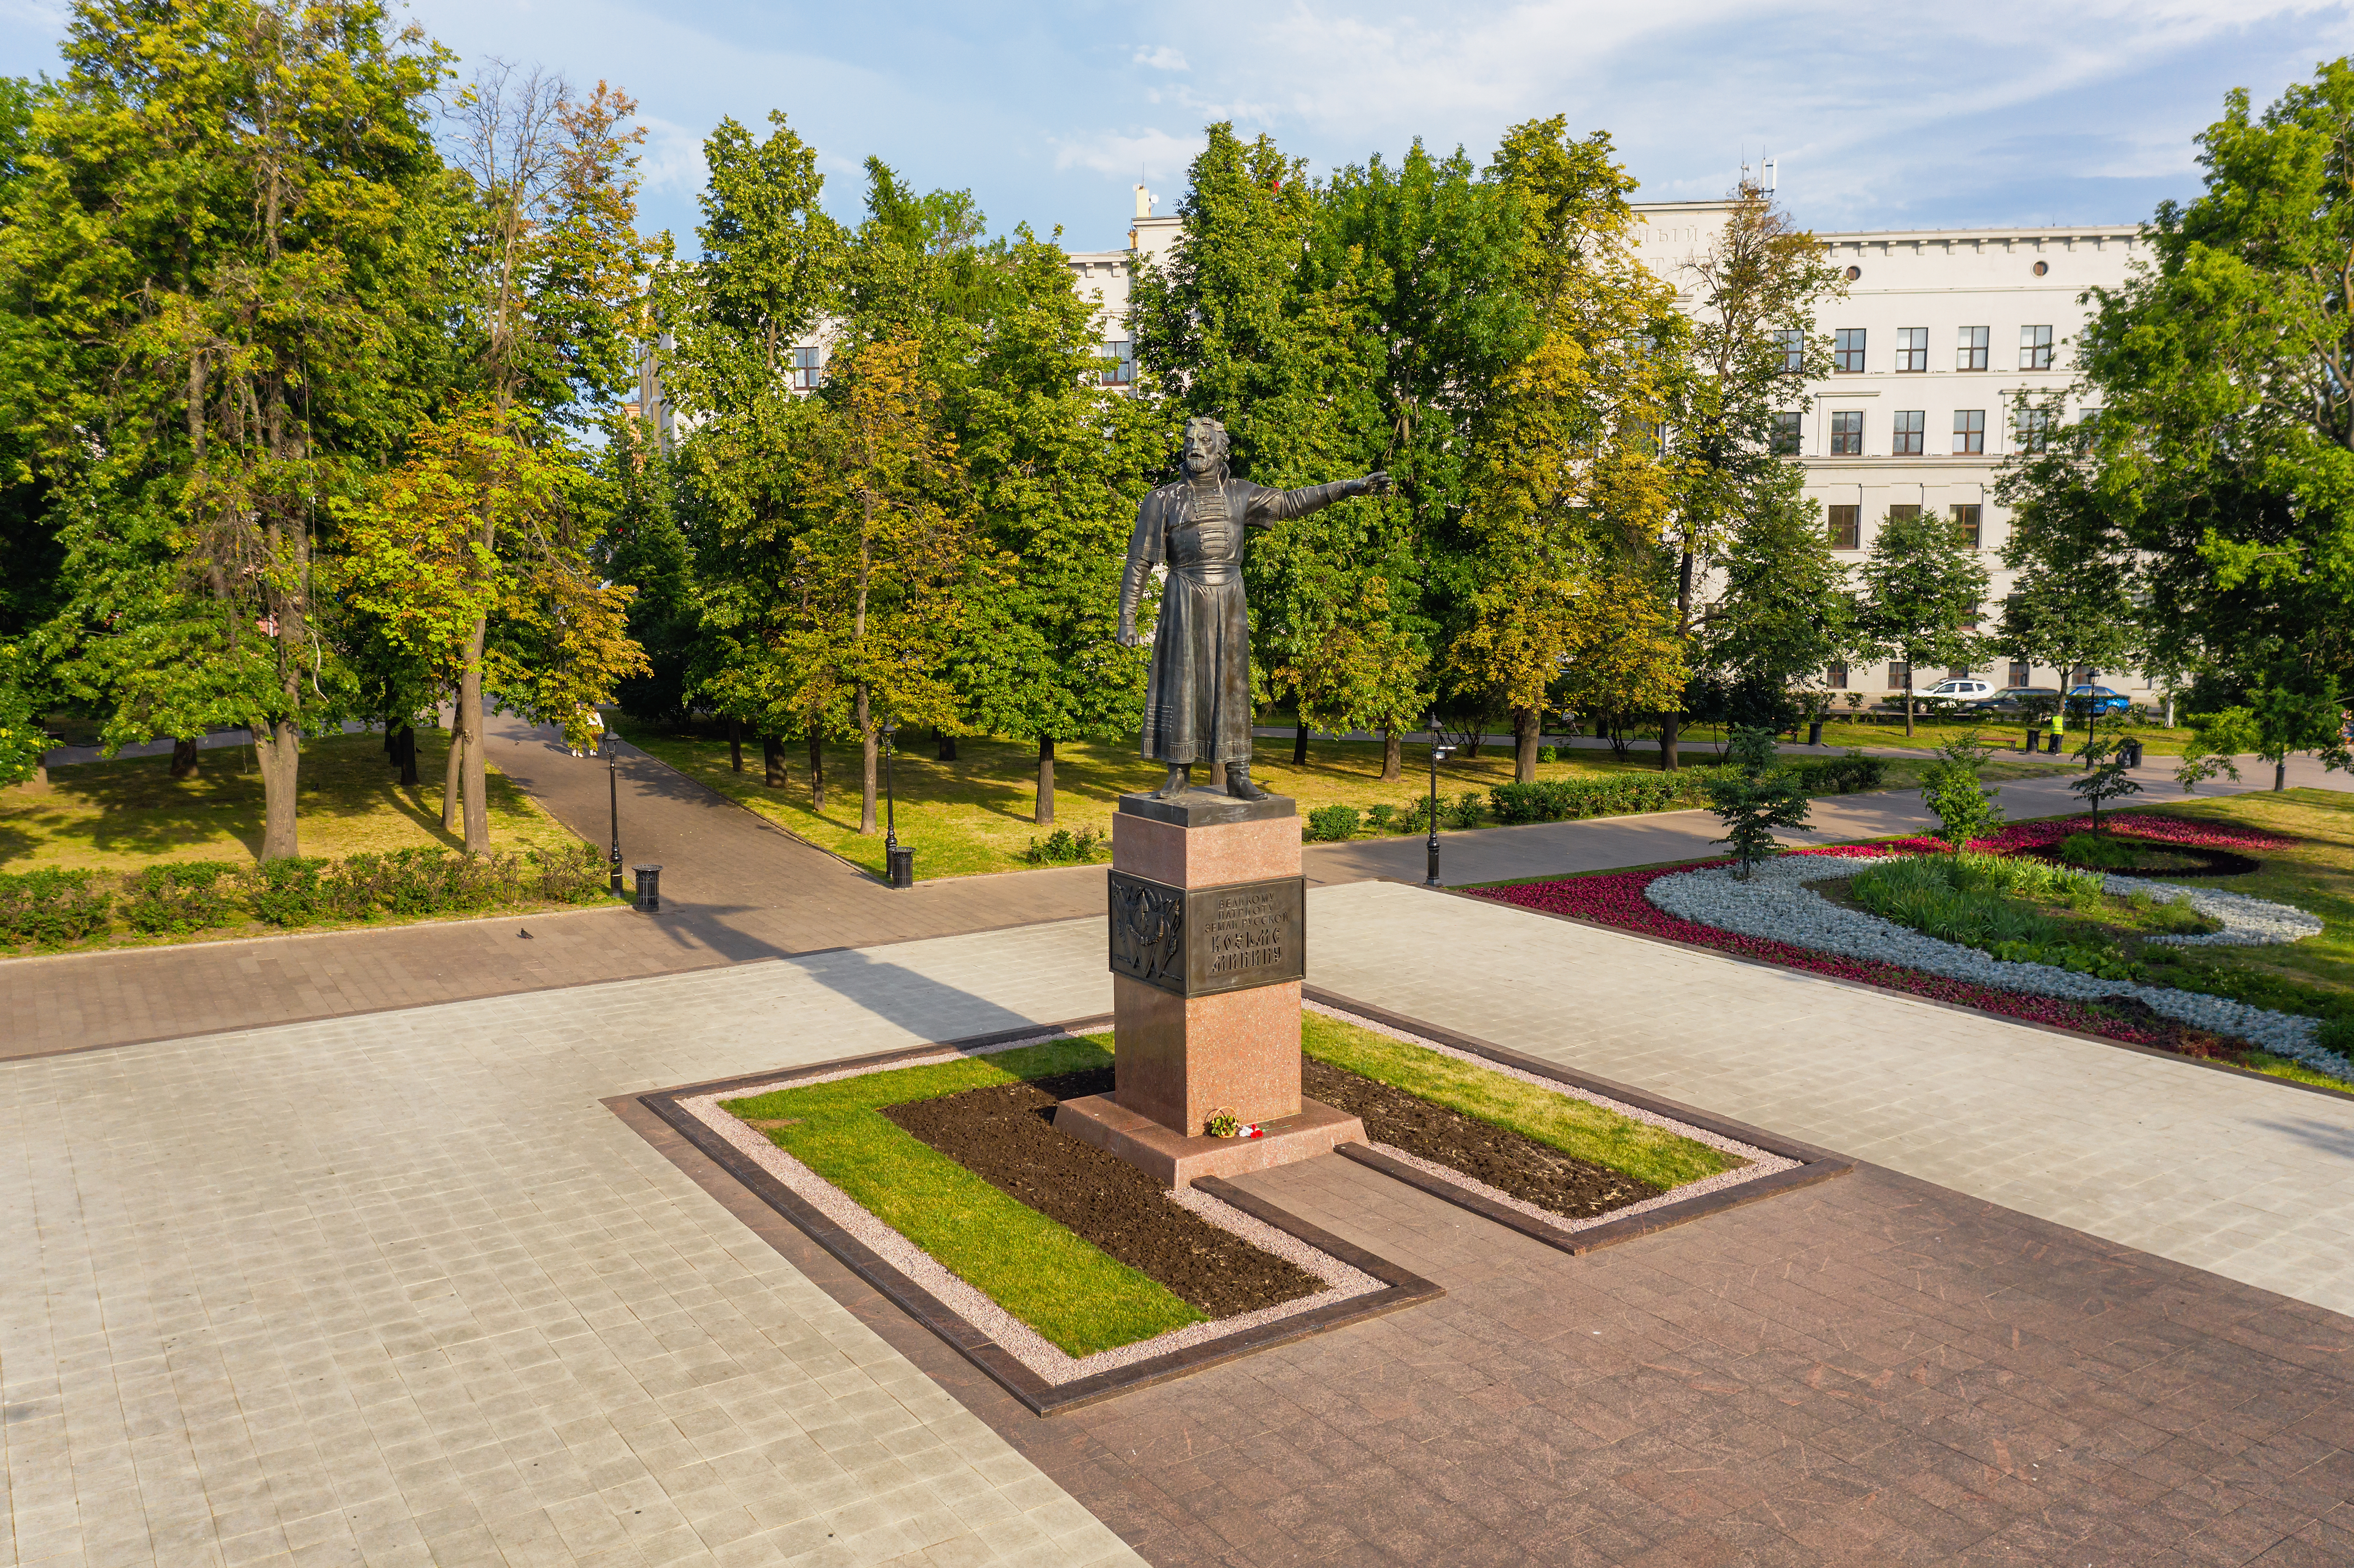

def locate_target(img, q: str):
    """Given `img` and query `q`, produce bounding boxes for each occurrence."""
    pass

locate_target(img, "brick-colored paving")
[641,1111,2354,1567]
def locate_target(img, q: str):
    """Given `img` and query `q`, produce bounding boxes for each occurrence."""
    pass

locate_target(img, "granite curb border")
[1412,876,2354,1106]
[629,1012,1442,1417]
[1300,985,1855,1252]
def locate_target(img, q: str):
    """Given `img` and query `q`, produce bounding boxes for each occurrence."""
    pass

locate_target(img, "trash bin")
[886,845,915,889]
[632,864,663,912]
[2124,738,2145,768]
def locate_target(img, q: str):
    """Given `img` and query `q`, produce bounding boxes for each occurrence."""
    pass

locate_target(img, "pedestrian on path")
[571,705,605,758]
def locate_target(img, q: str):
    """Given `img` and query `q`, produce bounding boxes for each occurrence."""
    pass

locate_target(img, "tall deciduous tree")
[1452,116,1675,782]
[1,0,448,858]
[2057,62,2354,776]
[1696,462,1860,732]
[1854,507,1990,735]
[785,337,976,834]
[441,65,648,850]
[1654,180,1845,768]
[1994,417,2141,698]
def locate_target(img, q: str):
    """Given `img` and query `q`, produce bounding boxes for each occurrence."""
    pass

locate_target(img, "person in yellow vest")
[2046,707,2065,755]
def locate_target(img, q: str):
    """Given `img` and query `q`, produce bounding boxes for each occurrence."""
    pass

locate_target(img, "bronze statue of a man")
[1118,418,1389,800]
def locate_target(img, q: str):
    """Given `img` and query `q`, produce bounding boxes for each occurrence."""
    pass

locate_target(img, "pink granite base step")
[1054,1093,1364,1188]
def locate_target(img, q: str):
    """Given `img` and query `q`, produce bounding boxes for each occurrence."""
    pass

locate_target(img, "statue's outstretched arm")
[1244,470,1393,526]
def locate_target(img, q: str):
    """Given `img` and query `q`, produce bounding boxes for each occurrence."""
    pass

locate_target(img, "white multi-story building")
[1063,185,1178,389]
[1633,198,2148,698]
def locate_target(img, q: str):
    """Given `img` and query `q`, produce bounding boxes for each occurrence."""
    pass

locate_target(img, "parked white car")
[1922,678,1998,704]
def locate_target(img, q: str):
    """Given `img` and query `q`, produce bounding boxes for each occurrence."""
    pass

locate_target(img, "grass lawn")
[1809,711,2198,755]
[1302,1011,1737,1187]
[0,728,578,873]
[723,1035,1204,1357]
[614,718,1958,880]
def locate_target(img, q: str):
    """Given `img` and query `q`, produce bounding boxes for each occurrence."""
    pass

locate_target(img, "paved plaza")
[7,883,2354,1565]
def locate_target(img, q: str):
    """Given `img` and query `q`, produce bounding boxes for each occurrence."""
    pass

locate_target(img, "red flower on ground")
[1881,812,2292,857]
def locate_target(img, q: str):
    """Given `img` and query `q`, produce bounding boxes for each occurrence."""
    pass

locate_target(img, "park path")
[5,718,2342,1060]
[5,887,2348,1567]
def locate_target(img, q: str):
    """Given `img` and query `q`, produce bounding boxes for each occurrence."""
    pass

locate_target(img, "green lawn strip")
[1300,1012,1737,1188]
[721,1036,1204,1357]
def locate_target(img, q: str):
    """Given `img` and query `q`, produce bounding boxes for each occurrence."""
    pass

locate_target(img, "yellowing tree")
[783,337,978,834]
[1451,118,1678,781]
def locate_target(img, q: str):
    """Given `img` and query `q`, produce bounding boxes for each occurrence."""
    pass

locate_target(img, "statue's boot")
[1150,763,1190,800]
[1225,762,1270,801]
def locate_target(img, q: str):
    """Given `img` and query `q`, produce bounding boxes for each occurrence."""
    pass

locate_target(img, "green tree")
[1994,410,2141,707]
[784,337,977,834]
[2067,62,2354,776]
[948,231,1163,824]
[1854,507,1990,736]
[1654,180,1846,768]
[1920,730,2004,850]
[1,0,450,859]
[1695,462,1859,733]
[1705,727,1810,878]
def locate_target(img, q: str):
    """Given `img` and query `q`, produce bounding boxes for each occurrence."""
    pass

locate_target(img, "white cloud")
[1133,44,1188,71]
[1048,127,1205,179]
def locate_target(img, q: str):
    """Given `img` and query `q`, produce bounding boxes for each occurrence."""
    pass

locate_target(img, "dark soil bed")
[880,1067,1323,1320]
[2086,996,2254,1062]
[2024,843,2262,878]
[1301,1058,1666,1222]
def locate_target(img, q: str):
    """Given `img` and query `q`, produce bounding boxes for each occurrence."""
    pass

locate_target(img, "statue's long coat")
[1118,473,1356,765]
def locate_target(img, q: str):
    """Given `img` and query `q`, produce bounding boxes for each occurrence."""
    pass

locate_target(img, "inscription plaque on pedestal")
[1107,869,1304,998]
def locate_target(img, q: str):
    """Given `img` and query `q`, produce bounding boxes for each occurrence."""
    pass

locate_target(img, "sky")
[4,0,2351,252]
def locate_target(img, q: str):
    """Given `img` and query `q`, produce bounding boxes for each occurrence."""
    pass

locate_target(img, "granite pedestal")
[1055,787,1363,1185]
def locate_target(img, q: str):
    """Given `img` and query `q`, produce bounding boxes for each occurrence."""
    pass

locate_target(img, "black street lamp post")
[601,731,623,896]
[1425,716,1454,888]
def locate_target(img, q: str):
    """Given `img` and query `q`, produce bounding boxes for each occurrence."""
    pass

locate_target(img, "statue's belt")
[1166,562,1240,587]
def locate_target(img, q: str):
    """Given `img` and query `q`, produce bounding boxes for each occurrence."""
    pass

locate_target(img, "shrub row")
[0,844,612,949]
[1488,770,1725,825]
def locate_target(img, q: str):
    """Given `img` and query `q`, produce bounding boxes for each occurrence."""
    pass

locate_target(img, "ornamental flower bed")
[1881,812,2294,858]
[1471,846,2299,1058]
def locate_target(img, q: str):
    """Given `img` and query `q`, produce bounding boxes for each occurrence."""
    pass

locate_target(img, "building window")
[1834,328,1867,373]
[1826,504,1860,550]
[1888,662,1911,691]
[1887,503,1921,525]
[1894,328,1927,372]
[1953,410,1986,454]
[1774,329,1805,373]
[1770,411,1802,454]
[791,345,823,391]
[1958,326,1989,371]
[1951,503,1982,548]
[1829,410,1863,454]
[2016,407,2053,453]
[2020,325,2054,370]
[1827,662,1849,690]
[1946,665,1971,681]
[1101,340,1136,386]
[1892,411,1925,455]
[2009,661,2032,688]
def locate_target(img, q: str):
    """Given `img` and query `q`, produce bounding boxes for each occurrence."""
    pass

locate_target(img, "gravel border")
[2112,877,2328,946]
[1644,856,2353,1078]
[1303,1000,1798,1225]
[680,1049,1381,1387]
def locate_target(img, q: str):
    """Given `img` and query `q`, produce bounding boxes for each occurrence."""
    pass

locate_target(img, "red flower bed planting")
[1471,847,2192,1048]
[1881,812,2293,857]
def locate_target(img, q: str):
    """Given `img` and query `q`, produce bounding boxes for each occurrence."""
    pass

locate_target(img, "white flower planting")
[1646,855,2352,1079]
[2108,877,2326,947]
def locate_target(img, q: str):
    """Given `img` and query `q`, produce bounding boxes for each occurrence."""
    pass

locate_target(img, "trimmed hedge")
[0,843,612,950]
[1489,770,1724,824]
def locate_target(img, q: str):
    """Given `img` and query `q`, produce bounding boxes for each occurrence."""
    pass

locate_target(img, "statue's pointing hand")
[1351,470,1394,498]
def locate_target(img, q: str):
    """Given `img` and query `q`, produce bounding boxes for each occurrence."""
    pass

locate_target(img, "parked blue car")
[2066,684,2133,716]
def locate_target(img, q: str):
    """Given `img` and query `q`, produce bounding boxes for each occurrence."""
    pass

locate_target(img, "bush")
[1790,751,1887,793]
[121,861,241,936]
[1536,745,1558,763]
[1488,770,1723,826]
[1444,790,1485,830]
[2058,831,2142,869]
[1365,804,1395,831]
[2318,1017,2354,1058]
[1305,805,1360,842]
[528,843,610,903]
[1392,798,1430,835]
[0,868,114,946]
[247,857,327,926]
[1021,828,1104,866]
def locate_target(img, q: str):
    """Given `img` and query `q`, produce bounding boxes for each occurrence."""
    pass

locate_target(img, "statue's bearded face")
[1182,423,1224,478]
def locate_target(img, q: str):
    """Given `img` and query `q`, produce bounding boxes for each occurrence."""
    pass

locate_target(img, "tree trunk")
[1663,546,1694,772]
[808,732,825,809]
[1658,712,1680,772]
[1904,675,1916,738]
[442,716,463,830]
[1380,730,1402,783]
[2276,759,2287,792]
[251,720,301,860]
[1036,736,1056,825]
[728,718,743,773]
[762,734,786,788]
[458,616,489,854]
[935,726,957,762]
[395,725,418,787]
[169,737,201,780]
[1292,722,1309,765]
[1512,706,1539,784]
[857,683,877,834]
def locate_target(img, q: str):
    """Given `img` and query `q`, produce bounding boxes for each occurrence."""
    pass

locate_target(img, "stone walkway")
[9,892,2350,1566]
